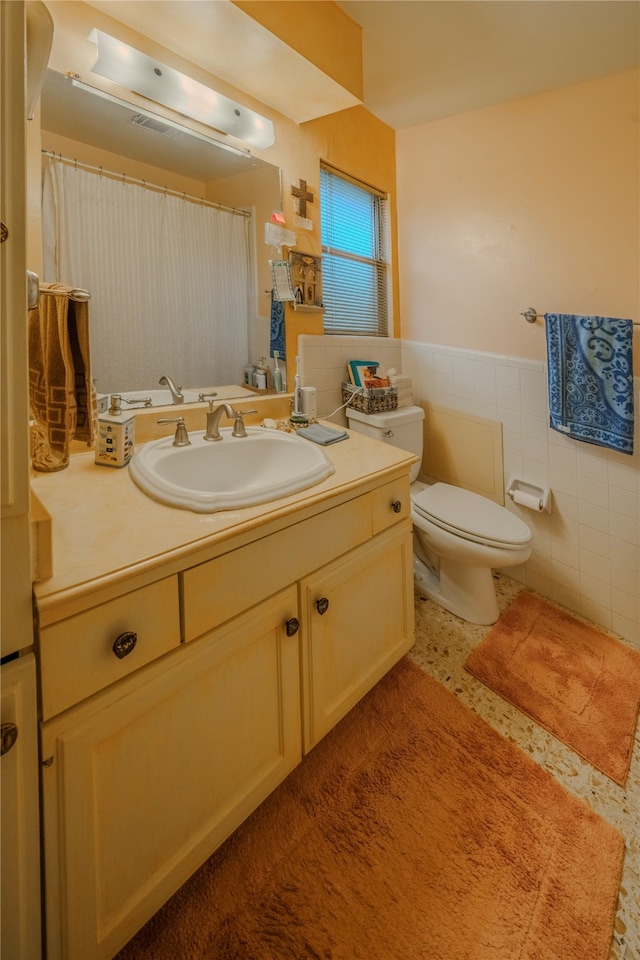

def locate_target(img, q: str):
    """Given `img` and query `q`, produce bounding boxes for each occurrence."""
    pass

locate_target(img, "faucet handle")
[231,409,258,437]
[198,392,218,402]
[157,417,191,447]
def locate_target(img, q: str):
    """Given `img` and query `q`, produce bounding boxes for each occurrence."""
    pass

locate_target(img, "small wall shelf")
[288,250,322,308]
[292,303,323,313]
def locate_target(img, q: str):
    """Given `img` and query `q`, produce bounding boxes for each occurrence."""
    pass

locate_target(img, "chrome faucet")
[204,402,257,441]
[158,374,184,404]
[204,402,237,441]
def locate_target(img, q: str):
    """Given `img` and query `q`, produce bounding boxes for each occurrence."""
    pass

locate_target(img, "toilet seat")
[412,482,532,550]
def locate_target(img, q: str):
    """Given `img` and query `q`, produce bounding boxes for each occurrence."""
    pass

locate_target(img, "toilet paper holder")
[506,478,551,513]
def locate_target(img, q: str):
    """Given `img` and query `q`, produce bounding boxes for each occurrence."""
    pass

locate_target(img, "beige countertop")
[31,423,416,621]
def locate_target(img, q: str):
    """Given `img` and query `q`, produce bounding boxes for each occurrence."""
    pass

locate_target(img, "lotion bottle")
[254,358,268,390]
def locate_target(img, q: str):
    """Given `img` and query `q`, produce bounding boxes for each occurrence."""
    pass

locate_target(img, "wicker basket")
[342,382,398,415]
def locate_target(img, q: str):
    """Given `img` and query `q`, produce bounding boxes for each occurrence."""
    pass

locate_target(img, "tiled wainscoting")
[297,334,403,423]
[298,334,639,647]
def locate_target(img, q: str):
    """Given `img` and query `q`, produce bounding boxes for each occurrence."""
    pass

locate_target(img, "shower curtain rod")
[42,150,251,218]
[521,307,639,326]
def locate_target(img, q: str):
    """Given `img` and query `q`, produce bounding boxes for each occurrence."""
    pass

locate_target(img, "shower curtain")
[42,158,251,395]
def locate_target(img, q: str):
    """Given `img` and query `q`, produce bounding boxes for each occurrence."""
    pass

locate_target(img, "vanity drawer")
[39,577,181,720]
[182,496,373,642]
[372,476,412,534]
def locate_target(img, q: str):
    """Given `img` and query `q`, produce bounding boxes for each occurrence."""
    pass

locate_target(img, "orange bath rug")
[466,590,640,785]
[116,659,624,960]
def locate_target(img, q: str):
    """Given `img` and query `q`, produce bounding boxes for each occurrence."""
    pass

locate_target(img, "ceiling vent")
[130,113,176,137]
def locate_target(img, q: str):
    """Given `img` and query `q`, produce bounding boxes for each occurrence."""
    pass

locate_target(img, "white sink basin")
[129,427,335,512]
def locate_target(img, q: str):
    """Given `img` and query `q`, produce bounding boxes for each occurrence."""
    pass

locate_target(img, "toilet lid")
[412,483,532,548]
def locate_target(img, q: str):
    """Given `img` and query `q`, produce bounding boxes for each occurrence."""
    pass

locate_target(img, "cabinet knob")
[391,500,402,514]
[316,597,330,616]
[285,617,300,637]
[112,631,138,659]
[1,722,18,756]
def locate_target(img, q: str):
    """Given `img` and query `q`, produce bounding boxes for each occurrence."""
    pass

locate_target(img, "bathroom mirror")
[40,69,282,394]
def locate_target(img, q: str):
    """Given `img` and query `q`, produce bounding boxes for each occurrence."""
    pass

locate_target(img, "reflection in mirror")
[40,70,282,396]
[115,387,258,408]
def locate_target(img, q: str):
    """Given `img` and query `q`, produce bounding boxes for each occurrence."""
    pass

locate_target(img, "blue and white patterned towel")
[269,291,286,360]
[545,313,634,455]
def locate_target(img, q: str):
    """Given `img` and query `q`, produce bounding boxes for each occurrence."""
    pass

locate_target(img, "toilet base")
[413,554,500,625]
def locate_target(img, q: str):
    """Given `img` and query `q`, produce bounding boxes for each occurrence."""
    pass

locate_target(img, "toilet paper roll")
[513,489,543,512]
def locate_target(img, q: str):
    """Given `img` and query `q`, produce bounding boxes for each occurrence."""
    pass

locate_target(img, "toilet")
[346,405,532,625]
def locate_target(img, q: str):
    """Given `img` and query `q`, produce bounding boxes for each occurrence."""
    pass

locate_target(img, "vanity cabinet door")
[300,520,414,752]
[1,655,41,960]
[41,586,301,960]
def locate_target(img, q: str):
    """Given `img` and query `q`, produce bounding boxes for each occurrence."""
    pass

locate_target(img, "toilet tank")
[346,405,425,482]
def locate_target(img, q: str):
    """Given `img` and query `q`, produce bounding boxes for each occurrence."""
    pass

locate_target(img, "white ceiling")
[78,1,640,132]
[336,0,640,128]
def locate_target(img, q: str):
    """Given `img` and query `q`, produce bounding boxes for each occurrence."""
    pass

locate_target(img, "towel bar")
[39,287,91,302]
[521,307,638,326]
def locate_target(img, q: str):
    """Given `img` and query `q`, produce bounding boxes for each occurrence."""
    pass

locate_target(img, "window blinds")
[320,165,390,337]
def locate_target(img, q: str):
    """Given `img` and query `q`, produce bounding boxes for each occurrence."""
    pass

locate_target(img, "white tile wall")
[298,334,403,422]
[298,334,640,648]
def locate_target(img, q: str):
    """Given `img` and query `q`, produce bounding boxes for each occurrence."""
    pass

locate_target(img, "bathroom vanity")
[31,423,417,959]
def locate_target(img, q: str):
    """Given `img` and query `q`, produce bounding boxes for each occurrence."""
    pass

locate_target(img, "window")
[320,164,390,336]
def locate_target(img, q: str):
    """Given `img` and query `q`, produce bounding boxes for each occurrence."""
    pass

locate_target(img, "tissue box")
[388,375,413,407]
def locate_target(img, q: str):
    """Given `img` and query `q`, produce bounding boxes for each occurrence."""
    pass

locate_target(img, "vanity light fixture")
[87,28,275,149]
[69,77,251,158]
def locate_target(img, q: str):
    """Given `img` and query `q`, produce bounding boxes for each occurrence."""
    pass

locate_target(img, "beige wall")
[396,69,639,645]
[396,69,640,374]
[233,0,363,101]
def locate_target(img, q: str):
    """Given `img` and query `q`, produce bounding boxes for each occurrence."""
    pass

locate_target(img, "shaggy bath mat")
[116,659,624,960]
[466,590,640,785]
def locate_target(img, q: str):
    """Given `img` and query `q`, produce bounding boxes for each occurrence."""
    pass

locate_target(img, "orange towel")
[28,283,96,471]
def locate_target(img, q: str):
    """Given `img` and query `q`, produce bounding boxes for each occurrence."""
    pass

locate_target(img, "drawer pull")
[391,500,402,514]
[112,631,138,659]
[285,617,300,637]
[1,722,18,756]
[316,597,330,616]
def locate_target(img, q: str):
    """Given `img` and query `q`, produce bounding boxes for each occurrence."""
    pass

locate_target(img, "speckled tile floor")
[408,573,640,960]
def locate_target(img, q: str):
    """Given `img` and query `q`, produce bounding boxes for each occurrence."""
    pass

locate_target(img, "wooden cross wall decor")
[291,179,314,218]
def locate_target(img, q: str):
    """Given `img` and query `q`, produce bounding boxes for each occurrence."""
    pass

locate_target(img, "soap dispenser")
[95,394,135,467]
